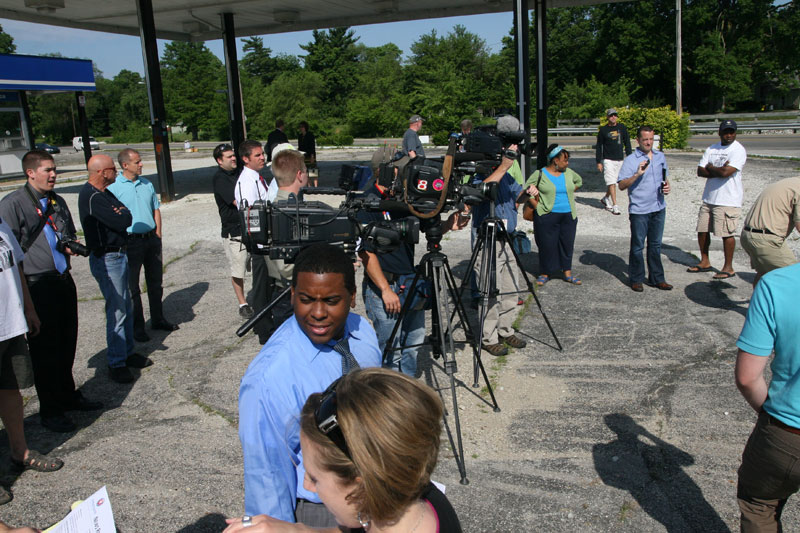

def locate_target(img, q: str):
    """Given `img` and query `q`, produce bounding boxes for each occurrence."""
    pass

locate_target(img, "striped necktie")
[333,337,360,375]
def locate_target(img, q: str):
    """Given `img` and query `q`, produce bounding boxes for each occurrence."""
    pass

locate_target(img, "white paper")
[45,486,116,533]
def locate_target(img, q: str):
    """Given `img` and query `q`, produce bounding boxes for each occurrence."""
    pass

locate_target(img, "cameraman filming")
[358,165,469,377]
[470,145,528,357]
[0,150,101,432]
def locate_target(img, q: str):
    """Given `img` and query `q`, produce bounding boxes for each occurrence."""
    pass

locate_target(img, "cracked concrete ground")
[1,147,799,531]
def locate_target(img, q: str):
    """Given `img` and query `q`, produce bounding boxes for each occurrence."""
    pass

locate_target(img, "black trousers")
[27,274,78,417]
[126,233,164,332]
[249,256,293,344]
[533,211,578,275]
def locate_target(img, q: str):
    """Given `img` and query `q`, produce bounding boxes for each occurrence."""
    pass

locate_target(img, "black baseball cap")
[719,119,737,133]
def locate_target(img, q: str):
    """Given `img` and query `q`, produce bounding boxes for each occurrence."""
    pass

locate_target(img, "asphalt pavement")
[0,148,799,531]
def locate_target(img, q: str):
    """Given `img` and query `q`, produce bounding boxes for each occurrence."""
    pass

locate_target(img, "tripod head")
[420,215,444,253]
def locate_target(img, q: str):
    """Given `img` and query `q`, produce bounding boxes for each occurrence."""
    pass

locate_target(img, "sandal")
[564,275,582,285]
[536,275,549,287]
[11,450,64,473]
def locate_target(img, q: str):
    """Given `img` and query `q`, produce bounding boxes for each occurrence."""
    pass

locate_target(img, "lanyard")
[24,184,60,233]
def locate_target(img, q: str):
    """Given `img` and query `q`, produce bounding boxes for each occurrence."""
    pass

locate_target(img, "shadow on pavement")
[593,413,730,532]
[579,249,628,285]
[175,512,229,532]
[683,281,750,317]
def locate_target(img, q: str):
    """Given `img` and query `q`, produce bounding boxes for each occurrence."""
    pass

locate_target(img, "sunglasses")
[216,144,234,152]
[314,377,351,459]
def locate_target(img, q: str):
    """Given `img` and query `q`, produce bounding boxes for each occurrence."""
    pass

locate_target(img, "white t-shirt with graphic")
[0,219,28,342]
[699,140,746,207]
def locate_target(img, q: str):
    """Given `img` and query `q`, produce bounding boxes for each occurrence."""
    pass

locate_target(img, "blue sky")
[1,12,515,78]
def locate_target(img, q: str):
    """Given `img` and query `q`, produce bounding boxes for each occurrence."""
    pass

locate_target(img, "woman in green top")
[524,145,583,286]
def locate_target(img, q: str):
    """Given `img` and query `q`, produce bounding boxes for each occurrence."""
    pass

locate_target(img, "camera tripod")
[382,215,499,485]
[459,201,562,385]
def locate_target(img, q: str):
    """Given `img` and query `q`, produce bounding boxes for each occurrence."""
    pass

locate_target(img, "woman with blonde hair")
[225,368,461,532]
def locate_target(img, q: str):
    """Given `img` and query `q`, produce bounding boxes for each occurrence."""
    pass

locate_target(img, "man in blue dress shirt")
[108,149,178,342]
[618,126,673,293]
[238,244,380,526]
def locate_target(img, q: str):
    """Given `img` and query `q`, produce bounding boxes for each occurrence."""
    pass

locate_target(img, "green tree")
[300,27,360,120]
[346,44,407,137]
[161,41,227,140]
[405,25,494,138]
[241,36,300,85]
[255,70,325,136]
[0,23,15,54]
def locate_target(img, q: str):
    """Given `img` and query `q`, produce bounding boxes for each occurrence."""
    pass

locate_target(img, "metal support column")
[534,0,548,170]
[75,91,92,165]
[136,0,175,202]
[222,13,245,157]
[513,0,532,177]
[19,91,35,151]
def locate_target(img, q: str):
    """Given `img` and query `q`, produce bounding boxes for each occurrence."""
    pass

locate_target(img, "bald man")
[78,154,152,384]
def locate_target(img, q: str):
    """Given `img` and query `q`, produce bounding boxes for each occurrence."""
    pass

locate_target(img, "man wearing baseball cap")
[687,119,746,280]
[596,108,632,215]
[402,114,425,159]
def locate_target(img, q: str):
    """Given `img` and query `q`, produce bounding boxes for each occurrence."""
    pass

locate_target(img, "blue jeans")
[363,280,425,377]
[629,208,666,284]
[89,252,134,367]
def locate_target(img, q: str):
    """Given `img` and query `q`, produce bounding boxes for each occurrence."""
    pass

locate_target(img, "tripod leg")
[236,286,291,338]
[498,224,563,351]
[474,221,501,386]
[442,258,501,413]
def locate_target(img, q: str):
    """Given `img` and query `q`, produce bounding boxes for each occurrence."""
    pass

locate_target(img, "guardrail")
[539,122,800,135]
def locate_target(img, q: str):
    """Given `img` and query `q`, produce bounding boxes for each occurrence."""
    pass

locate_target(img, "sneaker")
[600,195,612,209]
[239,304,255,319]
[611,205,621,215]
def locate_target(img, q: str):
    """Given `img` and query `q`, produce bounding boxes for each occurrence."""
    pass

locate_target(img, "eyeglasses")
[102,167,116,173]
[314,377,351,459]
[216,144,233,152]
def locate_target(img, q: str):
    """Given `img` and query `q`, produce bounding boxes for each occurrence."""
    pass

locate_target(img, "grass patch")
[618,500,637,522]
[162,240,200,274]
[191,397,236,426]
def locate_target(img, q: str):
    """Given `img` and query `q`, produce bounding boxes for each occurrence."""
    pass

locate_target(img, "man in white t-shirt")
[0,218,63,504]
[687,119,746,280]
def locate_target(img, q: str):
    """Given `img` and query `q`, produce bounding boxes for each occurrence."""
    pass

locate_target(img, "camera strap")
[20,183,60,252]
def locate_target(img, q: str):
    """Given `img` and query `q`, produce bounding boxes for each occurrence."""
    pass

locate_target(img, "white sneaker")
[611,205,621,215]
[600,195,612,209]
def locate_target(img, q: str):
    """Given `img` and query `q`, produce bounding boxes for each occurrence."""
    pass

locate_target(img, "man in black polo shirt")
[0,150,102,432]
[212,143,253,319]
[78,154,152,384]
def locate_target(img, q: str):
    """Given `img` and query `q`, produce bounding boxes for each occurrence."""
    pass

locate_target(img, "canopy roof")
[0,0,626,42]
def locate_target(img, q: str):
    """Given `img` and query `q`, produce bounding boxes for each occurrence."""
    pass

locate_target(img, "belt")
[92,245,127,257]
[744,226,776,236]
[767,413,800,436]
[127,230,156,240]
[26,271,70,284]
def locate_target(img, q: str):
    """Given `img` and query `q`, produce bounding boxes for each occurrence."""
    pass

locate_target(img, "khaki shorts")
[603,159,623,186]
[0,334,33,390]
[223,237,249,279]
[696,203,740,237]
[740,229,797,276]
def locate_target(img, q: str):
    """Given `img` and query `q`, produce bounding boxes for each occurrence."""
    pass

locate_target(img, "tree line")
[1,0,797,146]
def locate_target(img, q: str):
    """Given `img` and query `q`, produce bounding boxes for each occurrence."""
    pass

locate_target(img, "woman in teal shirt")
[524,145,583,286]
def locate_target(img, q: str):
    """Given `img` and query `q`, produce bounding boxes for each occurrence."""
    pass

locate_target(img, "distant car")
[72,136,100,151]
[35,142,61,154]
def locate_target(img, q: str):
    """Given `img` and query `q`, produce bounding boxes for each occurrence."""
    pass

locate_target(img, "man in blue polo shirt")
[108,149,178,342]
[735,262,800,531]
[618,126,672,292]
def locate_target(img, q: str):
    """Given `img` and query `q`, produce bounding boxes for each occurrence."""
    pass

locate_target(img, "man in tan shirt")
[740,177,800,285]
